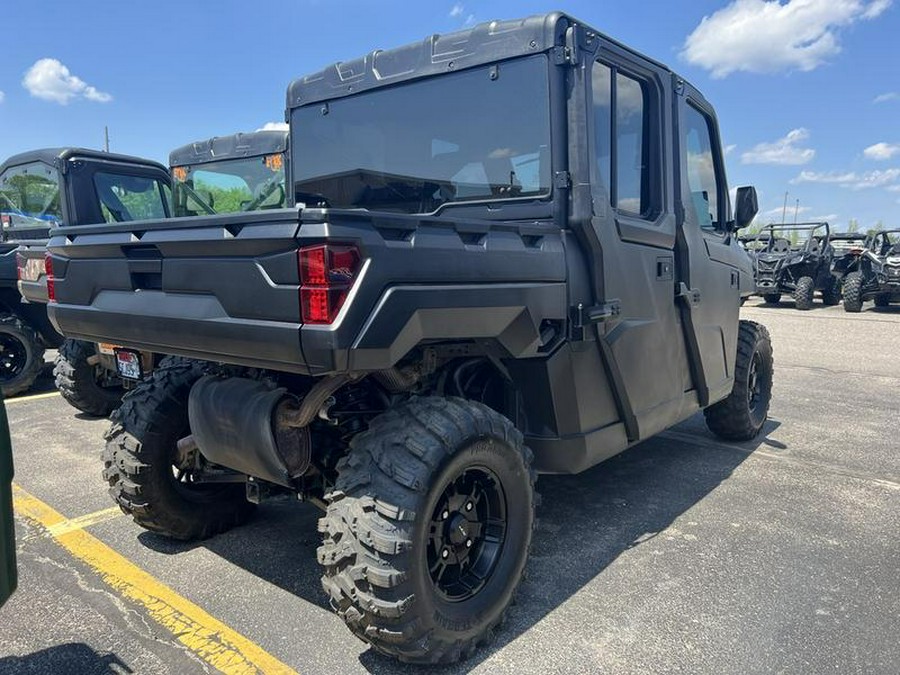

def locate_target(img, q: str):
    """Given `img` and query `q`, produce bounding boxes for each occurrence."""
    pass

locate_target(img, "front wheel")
[821,277,841,306]
[318,397,536,664]
[103,356,254,540]
[705,320,773,441]
[842,272,863,313]
[54,339,125,417]
[793,276,815,310]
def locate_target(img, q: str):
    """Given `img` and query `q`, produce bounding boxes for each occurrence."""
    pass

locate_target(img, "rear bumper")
[49,291,307,373]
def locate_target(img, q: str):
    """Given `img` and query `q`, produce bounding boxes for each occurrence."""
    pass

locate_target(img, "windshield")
[831,236,867,253]
[0,161,62,229]
[94,172,169,222]
[291,56,552,214]
[171,154,286,216]
[764,226,826,251]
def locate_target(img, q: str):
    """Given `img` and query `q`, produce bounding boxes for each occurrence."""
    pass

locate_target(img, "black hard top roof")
[0,147,167,174]
[830,232,869,239]
[286,11,676,110]
[169,130,289,168]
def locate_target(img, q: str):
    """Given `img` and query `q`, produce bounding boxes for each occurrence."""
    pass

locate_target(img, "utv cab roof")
[286,11,678,109]
[0,147,167,174]
[765,222,829,231]
[830,232,869,240]
[168,130,289,168]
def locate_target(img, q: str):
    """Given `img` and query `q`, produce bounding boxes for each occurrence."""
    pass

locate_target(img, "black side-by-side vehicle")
[842,228,900,311]
[749,222,839,309]
[46,13,773,664]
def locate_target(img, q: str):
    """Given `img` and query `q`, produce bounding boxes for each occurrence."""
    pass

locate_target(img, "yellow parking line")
[5,391,61,404]
[12,484,298,675]
[46,505,125,537]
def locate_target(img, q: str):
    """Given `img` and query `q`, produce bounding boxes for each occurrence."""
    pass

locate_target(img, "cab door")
[0,399,16,608]
[673,82,745,405]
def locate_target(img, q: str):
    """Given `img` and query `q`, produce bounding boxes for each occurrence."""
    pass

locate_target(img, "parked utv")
[16,132,288,416]
[750,222,838,309]
[8,148,172,411]
[842,228,900,311]
[829,232,870,287]
[0,154,71,395]
[47,13,773,664]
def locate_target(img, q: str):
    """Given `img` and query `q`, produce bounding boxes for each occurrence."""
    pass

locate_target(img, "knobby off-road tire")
[820,277,841,306]
[0,314,44,398]
[704,320,773,441]
[54,339,125,417]
[874,294,891,308]
[318,397,537,664]
[793,276,815,310]
[762,293,781,305]
[842,271,863,313]
[103,356,254,540]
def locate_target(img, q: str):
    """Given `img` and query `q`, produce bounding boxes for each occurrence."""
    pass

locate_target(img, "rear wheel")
[793,276,815,310]
[705,320,773,441]
[842,272,863,313]
[318,397,536,664]
[821,277,841,306]
[762,293,781,305]
[0,314,44,398]
[54,339,125,417]
[874,294,891,308]
[103,356,254,540]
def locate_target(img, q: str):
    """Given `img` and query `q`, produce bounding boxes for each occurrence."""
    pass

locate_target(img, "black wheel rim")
[427,466,507,602]
[0,334,28,382]
[747,352,762,412]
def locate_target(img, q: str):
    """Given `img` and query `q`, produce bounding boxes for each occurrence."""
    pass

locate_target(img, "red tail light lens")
[45,254,56,302]
[298,244,361,324]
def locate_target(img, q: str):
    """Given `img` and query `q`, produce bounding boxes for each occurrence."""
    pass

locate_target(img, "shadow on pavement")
[0,643,131,675]
[138,413,780,673]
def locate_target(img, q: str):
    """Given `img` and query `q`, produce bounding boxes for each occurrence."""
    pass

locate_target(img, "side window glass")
[592,61,656,219]
[683,105,723,231]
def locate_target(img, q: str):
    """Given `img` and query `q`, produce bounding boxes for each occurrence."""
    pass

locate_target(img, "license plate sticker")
[98,342,121,356]
[114,349,142,380]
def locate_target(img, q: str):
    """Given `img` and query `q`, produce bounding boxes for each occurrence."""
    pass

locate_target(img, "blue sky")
[1,0,899,228]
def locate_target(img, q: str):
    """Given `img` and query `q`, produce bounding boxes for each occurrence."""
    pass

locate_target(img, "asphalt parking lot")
[1,298,897,674]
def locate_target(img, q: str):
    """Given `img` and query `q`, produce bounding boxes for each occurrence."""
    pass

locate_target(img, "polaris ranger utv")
[8,148,173,412]
[16,132,289,416]
[751,222,838,309]
[842,228,900,311]
[47,13,773,664]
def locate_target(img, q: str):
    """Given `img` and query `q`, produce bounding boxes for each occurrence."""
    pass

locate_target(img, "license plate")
[114,349,142,380]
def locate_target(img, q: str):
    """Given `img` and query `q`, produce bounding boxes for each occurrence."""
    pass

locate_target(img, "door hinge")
[554,171,571,189]
[676,282,701,308]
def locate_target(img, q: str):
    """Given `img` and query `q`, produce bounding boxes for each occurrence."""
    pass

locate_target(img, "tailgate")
[47,209,307,372]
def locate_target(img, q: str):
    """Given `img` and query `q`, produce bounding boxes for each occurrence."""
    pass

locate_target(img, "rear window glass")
[0,161,62,229]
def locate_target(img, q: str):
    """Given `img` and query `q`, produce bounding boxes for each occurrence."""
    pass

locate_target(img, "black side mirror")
[734,186,758,231]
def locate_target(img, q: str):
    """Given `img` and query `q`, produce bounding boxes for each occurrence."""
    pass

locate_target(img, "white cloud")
[863,142,900,160]
[725,144,737,155]
[0,91,4,103]
[741,128,815,165]
[465,13,476,25]
[22,58,112,105]
[449,3,464,18]
[682,0,893,78]
[257,122,288,132]
[874,92,899,103]
[793,168,900,189]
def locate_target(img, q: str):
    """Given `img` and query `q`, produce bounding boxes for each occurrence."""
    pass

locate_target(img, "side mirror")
[734,186,758,230]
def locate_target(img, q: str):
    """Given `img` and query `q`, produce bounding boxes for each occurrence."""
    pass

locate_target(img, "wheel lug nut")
[441,548,449,559]
[466,539,472,548]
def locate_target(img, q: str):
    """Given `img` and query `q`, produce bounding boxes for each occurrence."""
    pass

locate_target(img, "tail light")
[45,254,56,303]
[298,244,361,324]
